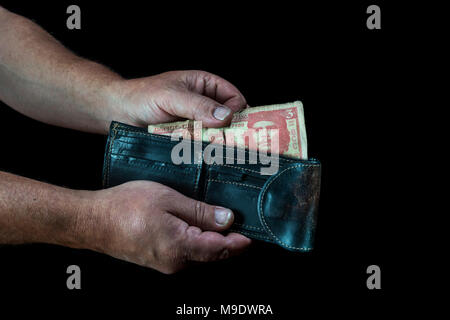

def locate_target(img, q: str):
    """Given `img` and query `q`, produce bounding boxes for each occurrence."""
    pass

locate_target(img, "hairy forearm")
[0,171,95,247]
[0,7,123,134]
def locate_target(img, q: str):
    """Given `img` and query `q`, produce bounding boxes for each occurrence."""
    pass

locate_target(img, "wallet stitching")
[233,223,265,232]
[202,165,213,201]
[109,154,196,171]
[229,229,273,241]
[207,179,262,190]
[110,157,197,175]
[211,164,262,174]
[219,147,297,163]
[116,128,173,141]
[204,177,212,202]
[112,138,177,148]
[259,165,315,251]
[104,123,119,186]
[194,149,203,196]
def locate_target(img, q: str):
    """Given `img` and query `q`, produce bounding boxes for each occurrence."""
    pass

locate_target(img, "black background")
[0,0,415,317]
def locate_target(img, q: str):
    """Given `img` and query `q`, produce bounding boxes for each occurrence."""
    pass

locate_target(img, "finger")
[164,190,235,231]
[183,227,252,262]
[181,92,236,127]
[188,71,247,112]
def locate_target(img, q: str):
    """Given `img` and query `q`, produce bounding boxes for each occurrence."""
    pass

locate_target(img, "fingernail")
[215,207,232,226]
[213,106,231,121]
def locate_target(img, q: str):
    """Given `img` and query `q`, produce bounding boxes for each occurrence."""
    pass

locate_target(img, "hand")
[85,180,251,274]
[110,70,247,129]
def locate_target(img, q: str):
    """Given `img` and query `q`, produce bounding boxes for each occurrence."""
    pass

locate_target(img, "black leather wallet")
[103,121,321,252]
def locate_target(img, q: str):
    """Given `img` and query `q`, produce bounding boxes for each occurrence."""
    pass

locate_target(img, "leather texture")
[103,121,321,252]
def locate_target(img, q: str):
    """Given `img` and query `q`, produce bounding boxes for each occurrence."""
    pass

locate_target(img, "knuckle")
[193,201,209,227]
[237,94,247,106]
[169,223,190,258]
[158,185,174,197]
[195,96,214,111]
[155,187,177,207]
[190,70,209,83]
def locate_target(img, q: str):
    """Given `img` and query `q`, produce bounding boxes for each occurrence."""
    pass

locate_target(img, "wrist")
[64,189,115,254]
[67,60,126,135]
[52,189,102,251]
[100,78,134,132]
[0,172,109,250]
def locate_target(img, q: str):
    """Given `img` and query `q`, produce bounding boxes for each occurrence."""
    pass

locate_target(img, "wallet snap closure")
[257,162,321,252]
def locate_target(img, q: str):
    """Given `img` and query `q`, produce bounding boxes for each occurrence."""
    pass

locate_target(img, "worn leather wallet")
[103,121,321,252]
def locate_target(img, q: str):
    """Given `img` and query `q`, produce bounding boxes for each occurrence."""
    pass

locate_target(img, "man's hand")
[109,70,247,131]
[86,181,251,274]
[0,172,251,273]
[0,8,247,134]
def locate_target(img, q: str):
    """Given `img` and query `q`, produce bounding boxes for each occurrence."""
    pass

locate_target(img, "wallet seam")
[234,223,265,232]
[207,179,262,190]
[229,229,273,242]
[259,164,317,251]
[104,122,119,187]
[109,153,196,170]
[111,137,178,148]
[201,163,211,201]
[193,148,203,197]
[204,173,212,202]
[211,164,262,175]
[110,156,198,175]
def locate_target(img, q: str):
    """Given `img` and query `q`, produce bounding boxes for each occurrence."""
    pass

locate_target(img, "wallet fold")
[103,121,321,252]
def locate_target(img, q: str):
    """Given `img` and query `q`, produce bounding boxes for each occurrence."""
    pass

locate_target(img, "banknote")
[148,101,308,159]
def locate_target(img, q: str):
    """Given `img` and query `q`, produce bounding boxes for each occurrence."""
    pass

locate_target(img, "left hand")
[109,70,247,129]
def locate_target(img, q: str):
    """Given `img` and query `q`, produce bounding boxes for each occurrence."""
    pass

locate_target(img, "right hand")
[83,180,251,274]
[108,70,248,132]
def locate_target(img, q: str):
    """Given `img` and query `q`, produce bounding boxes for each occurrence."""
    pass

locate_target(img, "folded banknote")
[148,101,308,159]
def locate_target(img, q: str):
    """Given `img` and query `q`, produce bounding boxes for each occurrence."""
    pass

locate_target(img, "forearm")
[0,171,95,248]
[0,7,123,134]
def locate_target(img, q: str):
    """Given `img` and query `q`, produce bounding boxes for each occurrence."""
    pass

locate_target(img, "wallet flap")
[257,162,321,252]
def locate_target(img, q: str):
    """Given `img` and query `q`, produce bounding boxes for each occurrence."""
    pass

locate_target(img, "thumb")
[167,193,235,231]
[175,92,235,128]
